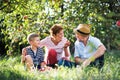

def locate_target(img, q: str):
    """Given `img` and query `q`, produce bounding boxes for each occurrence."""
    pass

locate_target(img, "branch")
[0,2,10,10]
[0,5,8,10]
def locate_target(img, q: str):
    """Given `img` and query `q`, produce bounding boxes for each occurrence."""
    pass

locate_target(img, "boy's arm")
[39,48,46,68]
[21,48,27,64]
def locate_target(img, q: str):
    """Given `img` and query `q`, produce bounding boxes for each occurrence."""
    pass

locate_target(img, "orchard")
[0,0,120,80]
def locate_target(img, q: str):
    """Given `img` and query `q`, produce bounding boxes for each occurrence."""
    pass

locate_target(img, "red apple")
[116,20,120,27]
[23,15,28,20]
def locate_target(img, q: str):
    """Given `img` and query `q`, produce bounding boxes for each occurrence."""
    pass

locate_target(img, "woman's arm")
[64,40,71,59]
[64,47,70,57]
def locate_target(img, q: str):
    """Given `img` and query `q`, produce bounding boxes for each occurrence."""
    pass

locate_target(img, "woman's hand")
[64,40,71,48]
[62,57,70,61]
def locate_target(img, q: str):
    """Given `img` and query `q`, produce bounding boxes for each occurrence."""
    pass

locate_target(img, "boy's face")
[30,37,40,47]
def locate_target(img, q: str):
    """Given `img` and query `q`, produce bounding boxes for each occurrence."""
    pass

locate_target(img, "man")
[74,24,106,69]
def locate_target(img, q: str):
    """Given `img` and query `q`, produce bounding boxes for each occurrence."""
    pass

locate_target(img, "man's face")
[75,33,88,42]
[30,37,40,47]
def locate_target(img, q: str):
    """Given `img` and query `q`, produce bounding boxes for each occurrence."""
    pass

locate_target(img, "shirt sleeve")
[74,41,80,58]
[92,37,103,49]
[39,37,48,48]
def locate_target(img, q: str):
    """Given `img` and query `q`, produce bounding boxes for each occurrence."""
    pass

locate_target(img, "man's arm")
[75,57,86,64]
[82,45,106,68]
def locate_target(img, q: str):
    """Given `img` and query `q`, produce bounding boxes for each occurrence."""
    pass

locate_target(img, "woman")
[39,24,71,68]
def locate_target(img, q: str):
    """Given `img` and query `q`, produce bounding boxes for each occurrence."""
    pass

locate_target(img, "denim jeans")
[58,59,76,68]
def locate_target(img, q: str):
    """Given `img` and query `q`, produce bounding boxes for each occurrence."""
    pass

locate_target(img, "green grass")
[0,50,120,80]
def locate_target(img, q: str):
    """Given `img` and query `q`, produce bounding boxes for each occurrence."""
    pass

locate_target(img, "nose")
[60,34,64,38]
[38,40,40,44]
[61,33,64,37]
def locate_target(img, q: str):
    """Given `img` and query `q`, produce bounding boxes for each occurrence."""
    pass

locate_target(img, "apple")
[116,20,120,27]
[23,15,28,20]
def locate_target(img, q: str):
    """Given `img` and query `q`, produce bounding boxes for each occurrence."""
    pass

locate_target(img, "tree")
[0,0,120,55]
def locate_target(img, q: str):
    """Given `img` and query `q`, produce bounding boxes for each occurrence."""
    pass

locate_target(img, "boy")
[21,33,46,71]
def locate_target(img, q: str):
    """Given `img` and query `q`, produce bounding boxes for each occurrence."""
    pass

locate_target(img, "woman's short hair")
[50,24,63,35]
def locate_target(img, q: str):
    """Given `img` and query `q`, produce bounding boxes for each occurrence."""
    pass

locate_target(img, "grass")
[0,50,120,80]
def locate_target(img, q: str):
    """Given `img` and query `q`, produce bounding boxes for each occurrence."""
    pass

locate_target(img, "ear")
[29,40,33,44]
[51,34,56,37]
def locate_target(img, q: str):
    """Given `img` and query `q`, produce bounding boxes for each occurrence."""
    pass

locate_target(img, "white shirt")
[74,35,103,59]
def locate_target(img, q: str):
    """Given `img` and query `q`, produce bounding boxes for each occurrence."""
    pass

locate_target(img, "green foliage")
[0,0,120,55]
[0,51,120,80]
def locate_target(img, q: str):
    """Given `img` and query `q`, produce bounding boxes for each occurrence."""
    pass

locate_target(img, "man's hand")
[81,59,91,68]
[81,56,95,68]
[75,57,86,64]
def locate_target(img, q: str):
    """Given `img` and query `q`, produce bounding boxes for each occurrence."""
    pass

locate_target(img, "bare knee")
[25,55,33,64]
[25,55,34,70]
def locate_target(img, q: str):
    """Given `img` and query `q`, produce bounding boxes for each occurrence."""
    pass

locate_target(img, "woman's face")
[54,30,64,42]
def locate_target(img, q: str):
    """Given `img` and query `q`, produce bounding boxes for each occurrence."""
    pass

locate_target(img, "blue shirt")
[74,35,103,59]
[26,47,44,65]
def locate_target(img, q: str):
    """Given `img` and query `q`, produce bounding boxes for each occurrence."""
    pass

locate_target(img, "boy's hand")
[21,48,27,64]
[40,66,52,72]
[40,61,52,71]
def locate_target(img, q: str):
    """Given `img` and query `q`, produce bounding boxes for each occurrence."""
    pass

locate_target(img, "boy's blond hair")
[27,33,39,43]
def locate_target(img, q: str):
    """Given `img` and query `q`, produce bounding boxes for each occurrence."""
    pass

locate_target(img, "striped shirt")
[26,47,44,65]
[39,36,69,61]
